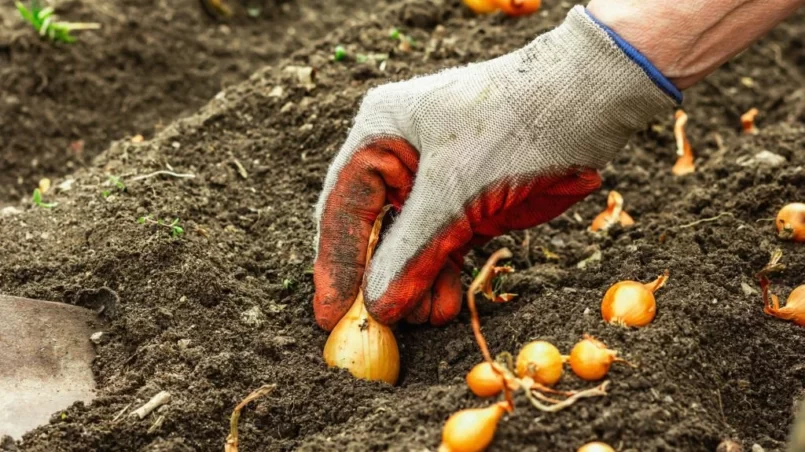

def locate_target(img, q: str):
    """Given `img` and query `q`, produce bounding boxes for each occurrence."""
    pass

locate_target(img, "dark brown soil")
[1,0,804,451]
[0,0,387,203]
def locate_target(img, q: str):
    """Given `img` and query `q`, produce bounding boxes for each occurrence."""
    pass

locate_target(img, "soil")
[1,0,804,451]
[0,0,387,203]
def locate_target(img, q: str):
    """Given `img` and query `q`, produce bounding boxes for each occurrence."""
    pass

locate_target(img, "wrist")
[587,0,805,90]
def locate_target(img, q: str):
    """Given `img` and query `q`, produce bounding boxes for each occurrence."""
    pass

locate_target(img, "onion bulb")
[776,203,805,242]
[672,110,695,176]
[591,191,634,232]
[439,401,510,452]
[568,336,621,381]
[515,341,563,386]
[494,0,541,16]
[601,271,669,327]
[462,0,499,14]
[466,362,505,398]
[322,206,400,384]
[741,107,759,135]
[578,442,615,452]
[765,285,805,327]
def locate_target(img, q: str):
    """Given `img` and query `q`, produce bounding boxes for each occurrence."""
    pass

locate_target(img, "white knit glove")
[313,6,678,331]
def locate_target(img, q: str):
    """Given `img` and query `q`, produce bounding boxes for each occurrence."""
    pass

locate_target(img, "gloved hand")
[312,6,679,331]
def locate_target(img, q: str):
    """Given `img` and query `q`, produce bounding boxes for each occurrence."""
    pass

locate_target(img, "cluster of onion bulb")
[449,337,625,452]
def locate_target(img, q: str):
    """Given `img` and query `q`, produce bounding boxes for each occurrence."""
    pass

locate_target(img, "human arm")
[312,2,803,331]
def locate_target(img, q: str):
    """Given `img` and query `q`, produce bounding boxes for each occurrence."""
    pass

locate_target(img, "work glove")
[313,6,680,331]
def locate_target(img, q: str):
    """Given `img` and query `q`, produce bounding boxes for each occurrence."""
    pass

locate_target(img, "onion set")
[568,335,633,381]
[590,191,635,232]
[672,110,695,176]
[776,203,805,242]
[756,249,805,327]
[461,0,541,16]
[322,206,400,385]
[741,107,759,135]
[601,271,669,327]
[439,401,511,452]
[578,442,616,452]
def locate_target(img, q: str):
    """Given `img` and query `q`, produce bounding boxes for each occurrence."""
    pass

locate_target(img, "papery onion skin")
[601,281,656,327]
[569,337,618,381]
[466,362,505,397]
[769,285,805,326]
[323,290,399,385]
[439,402,509,452]
[515,341,563,386]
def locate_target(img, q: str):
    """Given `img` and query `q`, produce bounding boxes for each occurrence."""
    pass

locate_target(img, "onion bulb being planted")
[601,271,669,327]
[591,191,634,232]
[466,362,505,398]
[494,0,541,16]
[578,442,616,452]
[322,207,400,385]
[569,335,632,381]
[515,341,563,386]
[439,401,511,452]
[776,203,805,242]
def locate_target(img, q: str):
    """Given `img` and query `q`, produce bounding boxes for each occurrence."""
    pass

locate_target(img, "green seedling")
[16,1,100,43]
[333,45,347,62]
[389,27,416,50]
[101,175,127,198]
[282,278,296,291]
[138,215,184,238]
[31,188,57,208]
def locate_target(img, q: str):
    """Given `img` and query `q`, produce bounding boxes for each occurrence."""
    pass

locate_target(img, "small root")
[225,384,276,452]
[679,212,734,229]
[524,381,610,413]
[130,170,196,182]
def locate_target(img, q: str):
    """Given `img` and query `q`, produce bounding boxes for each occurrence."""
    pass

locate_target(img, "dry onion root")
[590,191,635,232]
[741,107,759,135]
[224,384,276,452]
[756,249,805,327]
[601,271,669,328]
[440,249,610,451]
[322,206,400,385]
[672,110,695,176]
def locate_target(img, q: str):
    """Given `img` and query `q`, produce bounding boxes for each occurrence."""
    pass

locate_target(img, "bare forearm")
[587,0,805,89]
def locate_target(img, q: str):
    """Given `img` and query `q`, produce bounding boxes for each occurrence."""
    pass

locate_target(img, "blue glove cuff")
[585,9,683,104]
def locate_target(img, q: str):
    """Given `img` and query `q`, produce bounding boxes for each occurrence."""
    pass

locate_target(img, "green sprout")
[282,278,296,291]
[389,28,401,40]
[101,175,126,198]
[138,215,184,237]
[16,0,100,44]
[31,188,57,208]
[333,45,347,62]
